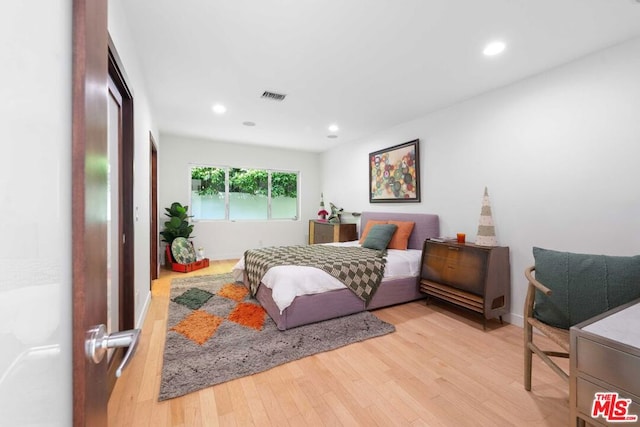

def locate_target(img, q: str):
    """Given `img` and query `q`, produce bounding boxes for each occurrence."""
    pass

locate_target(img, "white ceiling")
[120,0,640,153]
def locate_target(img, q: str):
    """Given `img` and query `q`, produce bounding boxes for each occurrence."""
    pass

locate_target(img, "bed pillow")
[362,224,398,251]
[387,221,415,250]
[359,220,388,243]
[532,247,640,329]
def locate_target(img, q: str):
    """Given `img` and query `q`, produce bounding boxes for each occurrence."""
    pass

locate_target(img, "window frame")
[189,164,300,222]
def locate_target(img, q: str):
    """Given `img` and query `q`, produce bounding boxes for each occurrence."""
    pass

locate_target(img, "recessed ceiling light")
[212,104,227,114]
[483,41,506,56]
[328,124,339,132]
[242,121,256,127]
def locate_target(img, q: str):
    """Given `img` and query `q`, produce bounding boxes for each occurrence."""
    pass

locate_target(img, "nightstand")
[418,239,510,328]
[308,220,357,244]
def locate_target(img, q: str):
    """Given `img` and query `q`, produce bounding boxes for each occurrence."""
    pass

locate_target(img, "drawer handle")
[448,246,459,251]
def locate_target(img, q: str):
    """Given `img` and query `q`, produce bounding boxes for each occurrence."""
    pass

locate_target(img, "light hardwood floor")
[108,260,570,426]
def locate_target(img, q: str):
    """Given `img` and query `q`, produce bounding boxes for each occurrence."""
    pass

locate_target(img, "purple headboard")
[359,211,440,250]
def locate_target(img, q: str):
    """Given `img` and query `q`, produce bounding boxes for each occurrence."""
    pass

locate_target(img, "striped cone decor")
[475,187,497,246]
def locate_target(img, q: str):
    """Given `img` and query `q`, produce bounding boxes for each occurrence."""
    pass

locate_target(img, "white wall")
[322,37,640,325]
[159,134,322,260]
[109,0,159,328]
[0,2,73,425]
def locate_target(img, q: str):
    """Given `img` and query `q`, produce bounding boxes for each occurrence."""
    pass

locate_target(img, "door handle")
[85,324,141,377]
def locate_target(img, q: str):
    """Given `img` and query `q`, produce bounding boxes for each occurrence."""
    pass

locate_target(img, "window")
[190,166,299,221]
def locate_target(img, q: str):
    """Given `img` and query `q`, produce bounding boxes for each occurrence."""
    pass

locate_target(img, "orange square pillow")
[359,220,388,243]
[387,221,415,250]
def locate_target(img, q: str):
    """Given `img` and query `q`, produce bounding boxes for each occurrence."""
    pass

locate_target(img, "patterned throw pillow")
[362,224,398,251]
[532,247,640,329]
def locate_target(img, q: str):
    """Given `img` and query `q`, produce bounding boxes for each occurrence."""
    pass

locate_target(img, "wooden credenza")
[418,240,510,326]
[570,299,640,426]
[308,220,357,244]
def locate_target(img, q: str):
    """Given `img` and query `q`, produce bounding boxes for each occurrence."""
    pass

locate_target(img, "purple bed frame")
[254,211,440,330]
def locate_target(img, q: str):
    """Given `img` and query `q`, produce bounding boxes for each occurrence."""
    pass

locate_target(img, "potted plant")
[160,202,194,265]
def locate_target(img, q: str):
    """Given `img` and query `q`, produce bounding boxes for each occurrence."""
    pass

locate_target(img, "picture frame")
[369,139,420,203]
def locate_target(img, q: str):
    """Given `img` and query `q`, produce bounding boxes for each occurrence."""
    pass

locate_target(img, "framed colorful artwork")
[369,139,420,203]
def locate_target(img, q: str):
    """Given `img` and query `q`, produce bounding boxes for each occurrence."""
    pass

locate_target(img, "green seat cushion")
[533,247,640,329]
[362,224,398,251]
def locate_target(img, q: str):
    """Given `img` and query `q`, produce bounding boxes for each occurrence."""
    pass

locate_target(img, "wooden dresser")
[570,299,640,426]
[308,220,358,244]
[418,240,510,327]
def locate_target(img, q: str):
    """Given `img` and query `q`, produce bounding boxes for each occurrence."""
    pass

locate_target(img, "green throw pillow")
[362,224,398,251]
[532,247,640,329]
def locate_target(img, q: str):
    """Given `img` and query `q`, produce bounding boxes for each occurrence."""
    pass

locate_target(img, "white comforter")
[232,241,422,313]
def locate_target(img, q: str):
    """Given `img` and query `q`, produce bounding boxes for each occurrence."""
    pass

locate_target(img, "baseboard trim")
[135,290,151,330]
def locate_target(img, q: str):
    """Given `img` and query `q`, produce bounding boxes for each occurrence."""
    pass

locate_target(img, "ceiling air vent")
[261,91,287,101]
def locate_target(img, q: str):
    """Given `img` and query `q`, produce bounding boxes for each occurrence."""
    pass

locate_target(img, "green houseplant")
[160,202,194,245]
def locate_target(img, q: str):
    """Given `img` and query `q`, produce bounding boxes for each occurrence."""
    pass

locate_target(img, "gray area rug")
[159,273,395,401]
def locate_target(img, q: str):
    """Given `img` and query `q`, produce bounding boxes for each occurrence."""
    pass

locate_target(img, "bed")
[233,211,440,330]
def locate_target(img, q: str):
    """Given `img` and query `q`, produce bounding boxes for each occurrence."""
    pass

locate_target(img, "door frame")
[106,40,135,391]
[150,133,158,281]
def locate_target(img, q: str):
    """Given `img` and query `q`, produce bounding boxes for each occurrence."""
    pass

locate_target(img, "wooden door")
[72,0,109,425]
[73,0,139,424]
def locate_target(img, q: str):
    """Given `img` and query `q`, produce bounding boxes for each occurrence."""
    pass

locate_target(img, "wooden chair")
[523,266,570,391]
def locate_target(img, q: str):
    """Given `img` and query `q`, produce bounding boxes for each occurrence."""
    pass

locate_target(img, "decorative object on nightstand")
[475,186,497,246]
[317,209,329,221]
[317,193,328,220]
[327,202,343,223]
[308,220,357,244]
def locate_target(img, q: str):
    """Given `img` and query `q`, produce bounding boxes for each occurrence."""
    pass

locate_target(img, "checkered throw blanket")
[244,245,387,305]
